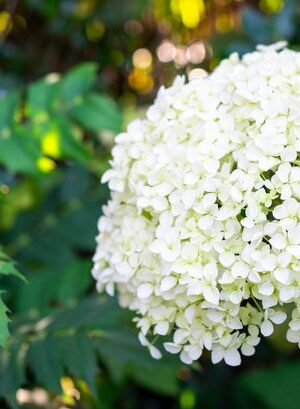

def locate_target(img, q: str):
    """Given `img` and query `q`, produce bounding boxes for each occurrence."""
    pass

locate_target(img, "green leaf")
[28,336,64,392]
[70,93,123,133]
[33,115,90,163]
[56,260,91,303]
[0,126,40,174]
[28,78,61,117]
[47,296,180,396]
[0,260,26,282]
[56,333,98,394]
[0,250,24,349]
[0,297,10,348]
[236,360,300,409]
[129,360,179,396]
[0,342,26,408]
[0,91,20,130]
[0,296,182,404]
[28,333,98,394]
[96,329,180,396]
[61,63,98,101]
[55,115,90,163]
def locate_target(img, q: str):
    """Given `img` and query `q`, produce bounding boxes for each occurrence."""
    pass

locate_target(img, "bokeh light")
[186,42,206,64]
[86,18,105,42]
[132,48,153,70]
[171,0,206,28]
[188,67,208,80]
[157,41,176,63]
[128,69,154,94]
[174,46,188,66]
[0,11,12,35]
[259,0,285,13]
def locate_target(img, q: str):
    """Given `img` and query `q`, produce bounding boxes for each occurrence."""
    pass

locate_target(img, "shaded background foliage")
[0,0,300,408]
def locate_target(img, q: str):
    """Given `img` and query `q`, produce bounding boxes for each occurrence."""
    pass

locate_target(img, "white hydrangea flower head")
[92,42,300,366]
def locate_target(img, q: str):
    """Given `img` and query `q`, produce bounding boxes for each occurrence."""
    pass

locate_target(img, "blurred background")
[0,0,299,408]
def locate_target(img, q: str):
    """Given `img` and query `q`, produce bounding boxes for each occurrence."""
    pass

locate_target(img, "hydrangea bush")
[92,42,300,366]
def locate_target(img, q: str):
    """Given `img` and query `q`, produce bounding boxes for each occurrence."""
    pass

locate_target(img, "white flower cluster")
[93,42,300,366]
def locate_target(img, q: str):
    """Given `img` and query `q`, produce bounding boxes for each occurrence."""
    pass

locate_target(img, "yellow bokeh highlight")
[0,11,12,33]
[75,0,96,18]
[132,48,153,70]
[86,18,105,42]
[259,0,284,13]
[60,376,83,406]
[128,69,154,94]
[41,131,61,158]
[174,0,205,29]
[171,0,180,15]
[215,13,234,33]
[37,157,56,173]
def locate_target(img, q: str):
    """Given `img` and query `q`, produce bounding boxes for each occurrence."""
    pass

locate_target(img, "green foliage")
[0,249,24,348]
[0,62,122,175]
[0,298,10,349]
[0,296,181,408]
[71,93,123,133]
[236,361,300,409]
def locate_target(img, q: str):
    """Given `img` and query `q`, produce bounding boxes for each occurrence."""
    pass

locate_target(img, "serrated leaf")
[28,334,98,395]
[55,334,98,394]
[28,336,64,392]
[0,260,26,282]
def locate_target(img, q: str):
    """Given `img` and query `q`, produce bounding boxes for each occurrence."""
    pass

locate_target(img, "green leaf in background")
[28,336,65,392]
[28,78,60,117]
[71,93,123,133]
[0,342,25,408]
[29,333,100,395]
[0,296,181,406]
[0,297,10,348]
[0,262,25,282]
[97,329,180,396]
[0,249,25,348]
[35,115,90,163]
[236,360,300,409]
[61,63,98,101]
[0,64,122,176]
[0,127,40,174]
[0,92,20,131]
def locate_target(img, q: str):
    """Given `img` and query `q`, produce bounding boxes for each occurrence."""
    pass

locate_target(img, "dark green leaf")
[28,336,64,392]
[0,297,10,348]
[237,360,300,409]
[0,342,26,408]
